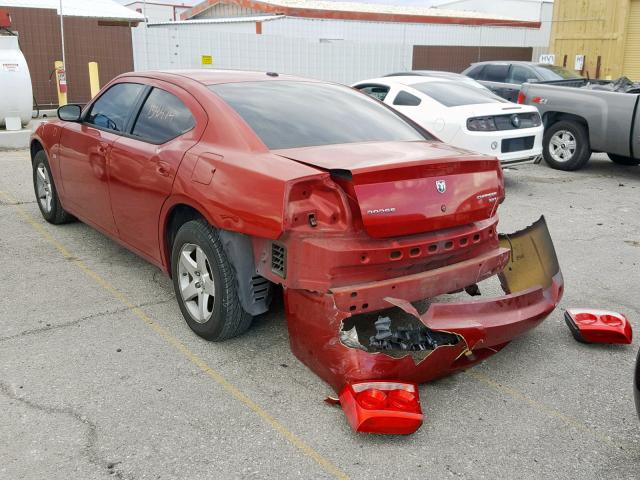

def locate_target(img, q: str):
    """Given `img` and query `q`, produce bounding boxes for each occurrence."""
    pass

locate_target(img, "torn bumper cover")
[284,217,563,433]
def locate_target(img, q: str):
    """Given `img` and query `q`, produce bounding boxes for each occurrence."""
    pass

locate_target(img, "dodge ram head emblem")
[435,180,446,193]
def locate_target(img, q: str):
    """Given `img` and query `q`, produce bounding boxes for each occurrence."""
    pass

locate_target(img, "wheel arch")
[30,139,45,164]
[542,112,591,148]
[160,198,271,316]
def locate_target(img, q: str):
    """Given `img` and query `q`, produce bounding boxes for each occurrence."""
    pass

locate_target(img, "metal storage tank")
[0,34,32,128]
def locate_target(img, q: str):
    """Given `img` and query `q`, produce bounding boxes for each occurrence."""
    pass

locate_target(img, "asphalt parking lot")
[1,149,639,480]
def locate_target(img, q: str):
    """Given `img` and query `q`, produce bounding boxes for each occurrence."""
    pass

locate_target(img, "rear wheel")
[607,153,640,166]
[32,150,74,224]
[543,120,591,171]
[171,219,252,341]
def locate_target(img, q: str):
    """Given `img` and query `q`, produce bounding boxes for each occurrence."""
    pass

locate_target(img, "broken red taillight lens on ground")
[339,382,423,434]
[564,309,632,344]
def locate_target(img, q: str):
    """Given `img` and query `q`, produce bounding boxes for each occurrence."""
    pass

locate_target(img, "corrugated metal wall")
[133,25,412,84]
[412,46,533,72]
[550,0,631,79]
[5,7,135,107]
[623,0,640,80]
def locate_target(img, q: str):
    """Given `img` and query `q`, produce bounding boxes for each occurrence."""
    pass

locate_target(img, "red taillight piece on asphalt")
[565,309,633,344]
[339,381,423,434]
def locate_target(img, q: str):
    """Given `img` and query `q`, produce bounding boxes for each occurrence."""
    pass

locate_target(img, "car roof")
[357,76,454,87]
[469,61,550,68]
[122,69,313,86]
[385,70,468,78]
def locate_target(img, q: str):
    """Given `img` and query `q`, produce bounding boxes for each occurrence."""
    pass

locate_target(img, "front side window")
[209,81,427,150]
[131,88,195,144]
[86,83,144,132]
[411,82,505,107]
[507,65,537,84]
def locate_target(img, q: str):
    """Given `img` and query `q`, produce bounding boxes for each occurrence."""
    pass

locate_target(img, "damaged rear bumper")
[284,216,563,432]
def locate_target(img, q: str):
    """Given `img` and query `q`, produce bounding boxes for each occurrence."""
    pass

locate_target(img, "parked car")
[353,75,543,166]
[462,61,584,102]
[518,81,640,170]
[30,71,562,427]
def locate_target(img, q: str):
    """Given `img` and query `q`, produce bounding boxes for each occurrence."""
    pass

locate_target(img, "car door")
[504,64,540,102]
[58,82,145,234]
[107,81,206,263]
[476,64,511,100]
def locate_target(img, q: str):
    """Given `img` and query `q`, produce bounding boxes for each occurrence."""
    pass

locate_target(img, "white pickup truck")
[518,82,640,170]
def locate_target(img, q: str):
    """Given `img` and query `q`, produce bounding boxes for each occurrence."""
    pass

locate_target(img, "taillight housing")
[339,381,423,434]
[467,116,497,131]
[284,175,351,232]
[517,91,526,104]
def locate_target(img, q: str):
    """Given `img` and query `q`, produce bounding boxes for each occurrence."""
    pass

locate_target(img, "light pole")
[59,0,66,69]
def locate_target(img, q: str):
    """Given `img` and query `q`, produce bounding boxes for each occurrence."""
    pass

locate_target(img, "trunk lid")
[274,141,503,238]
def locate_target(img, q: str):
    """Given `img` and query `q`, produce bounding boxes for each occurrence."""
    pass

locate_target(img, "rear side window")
[411,82,504,107]
[481,64,510,82]
[465,65,485,79]
[356,84,390,101]
[209,81,426,149]
[393,91,421,106]
[86,82,144,132]
[131,88,195,144]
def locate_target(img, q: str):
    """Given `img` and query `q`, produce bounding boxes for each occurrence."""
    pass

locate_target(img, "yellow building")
[550,0,640,80]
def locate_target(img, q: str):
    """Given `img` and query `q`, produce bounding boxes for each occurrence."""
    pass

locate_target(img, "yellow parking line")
[0,190,349,480]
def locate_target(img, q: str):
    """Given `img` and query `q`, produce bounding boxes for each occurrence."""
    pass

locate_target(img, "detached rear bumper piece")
[284,217,563,433]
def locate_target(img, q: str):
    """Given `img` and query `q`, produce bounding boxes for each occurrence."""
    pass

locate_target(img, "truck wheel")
[543,121,591,171]
[32,150,75,224]
[171,219,252,341]
[607,153,640,166]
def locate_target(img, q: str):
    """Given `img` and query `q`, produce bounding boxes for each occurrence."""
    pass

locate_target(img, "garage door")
[623,0,640,80]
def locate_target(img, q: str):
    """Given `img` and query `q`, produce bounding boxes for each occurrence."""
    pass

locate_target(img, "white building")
[125,1,191,22]
[132,0,554,83]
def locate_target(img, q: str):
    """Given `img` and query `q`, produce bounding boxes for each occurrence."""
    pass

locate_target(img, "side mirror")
[57,104,82,122]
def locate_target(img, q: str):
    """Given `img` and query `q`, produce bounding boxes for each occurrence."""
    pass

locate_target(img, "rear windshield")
[209,81,426,149]
[410,81,505,107]
[534,65,583,80]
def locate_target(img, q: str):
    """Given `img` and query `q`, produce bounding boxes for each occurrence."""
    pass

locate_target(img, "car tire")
[607,153,640,166]
[543,120,591,171]
[171,219,252,341]
[32,150,75,224]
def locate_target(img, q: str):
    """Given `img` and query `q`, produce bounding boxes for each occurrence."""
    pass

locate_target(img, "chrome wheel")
[35,163,53,213]
[177,243,215,323]
[549,130,577,163]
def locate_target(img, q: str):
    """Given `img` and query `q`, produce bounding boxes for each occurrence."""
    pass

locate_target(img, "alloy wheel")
[177,243,216,323]
[549,130,577,163]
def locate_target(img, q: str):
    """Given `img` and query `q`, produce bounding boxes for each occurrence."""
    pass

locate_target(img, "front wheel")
[171,219,252,341]
[607,153,640,166]
[542,121,591,171]
[32,150,74,224]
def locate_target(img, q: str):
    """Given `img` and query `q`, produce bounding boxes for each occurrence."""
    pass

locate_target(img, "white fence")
[132,26,413,84]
